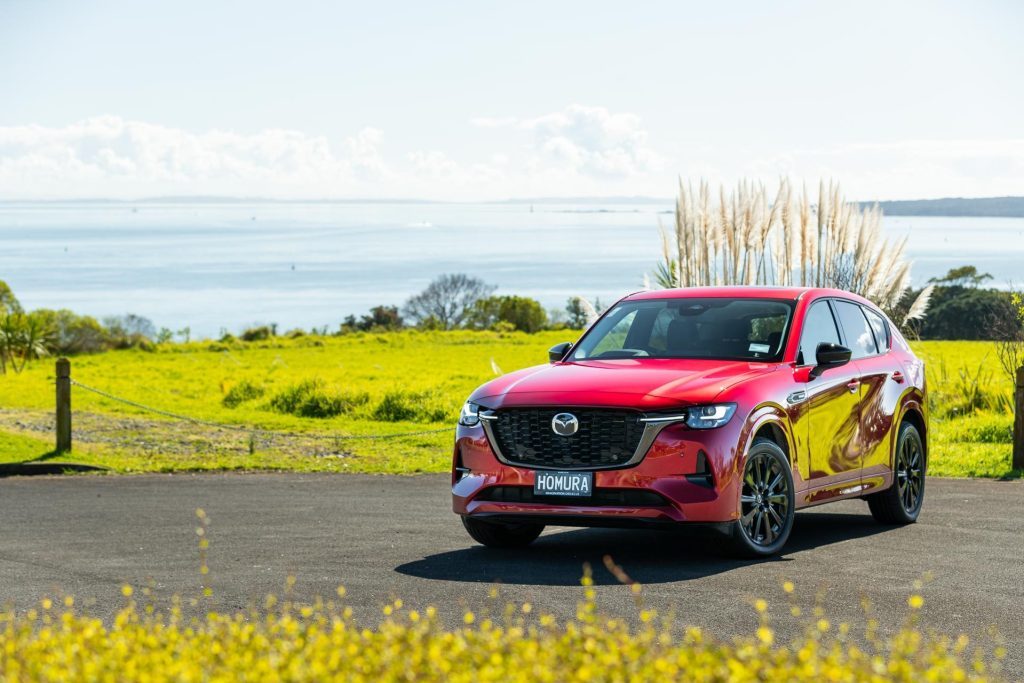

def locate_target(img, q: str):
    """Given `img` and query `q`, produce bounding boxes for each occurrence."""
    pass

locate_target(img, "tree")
[403,274,495,330]
[565,297,589,329]
[928,265,993,288]
[0,280,21,315]
[103,314,157,349]
[0,311,54,374]
[994,289,1024,385]
[31,309,107,355]
[468,296,548,333]
[339,306,404,333]
[919,287,1018,340]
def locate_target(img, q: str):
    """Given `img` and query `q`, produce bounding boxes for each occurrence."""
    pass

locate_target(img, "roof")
[625,286,813,301]
[624,286,876,306]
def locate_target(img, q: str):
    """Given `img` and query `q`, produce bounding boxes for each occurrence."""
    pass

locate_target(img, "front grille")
[488,408,645,469]
[477,485,668,507]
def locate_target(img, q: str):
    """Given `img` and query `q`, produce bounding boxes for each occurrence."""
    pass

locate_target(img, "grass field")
[0,331,1018,477]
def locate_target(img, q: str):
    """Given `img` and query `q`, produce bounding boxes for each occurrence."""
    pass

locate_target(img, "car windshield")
[570,297,794,362]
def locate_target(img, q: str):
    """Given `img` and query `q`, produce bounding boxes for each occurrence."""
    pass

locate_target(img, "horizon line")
[2,194,1023,205]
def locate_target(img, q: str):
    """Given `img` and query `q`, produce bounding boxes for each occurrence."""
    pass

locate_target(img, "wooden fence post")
[1015,366,1024,471]
[56,358,71,453]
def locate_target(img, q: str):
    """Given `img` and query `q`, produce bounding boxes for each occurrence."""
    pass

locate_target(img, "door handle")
[786,390,806,405]
[846,380,860,393]
[891,371,905,384]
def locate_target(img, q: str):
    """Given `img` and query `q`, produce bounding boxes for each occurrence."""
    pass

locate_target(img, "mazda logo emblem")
[551,412,579,436]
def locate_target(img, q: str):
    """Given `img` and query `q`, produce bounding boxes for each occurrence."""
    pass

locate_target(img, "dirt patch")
[0,409,353,460]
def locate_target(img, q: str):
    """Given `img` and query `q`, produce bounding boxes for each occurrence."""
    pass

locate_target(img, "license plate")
[533,471,593,497]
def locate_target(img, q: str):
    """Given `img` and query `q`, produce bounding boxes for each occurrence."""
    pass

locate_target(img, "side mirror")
[548,341,573,363]
[813,342,852,376]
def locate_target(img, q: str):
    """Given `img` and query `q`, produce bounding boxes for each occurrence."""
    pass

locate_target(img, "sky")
[1,0,1022,201]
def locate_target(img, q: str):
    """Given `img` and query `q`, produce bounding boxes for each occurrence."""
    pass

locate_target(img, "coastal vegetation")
[653,179,911,313]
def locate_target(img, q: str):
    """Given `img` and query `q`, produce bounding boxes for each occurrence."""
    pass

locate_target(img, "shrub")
[372,390,451,422]
[656,179,912,313]
[268,379,369,418]
[928,357,1009,417]
[222,380,266,408]
[241,325,275,342]
[468,295,548,333]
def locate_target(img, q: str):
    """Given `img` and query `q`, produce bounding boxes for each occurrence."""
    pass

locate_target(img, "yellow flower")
[121,585,133,598]
[908,595,924,609]
[782,581,794,594]
[754,599,768,613]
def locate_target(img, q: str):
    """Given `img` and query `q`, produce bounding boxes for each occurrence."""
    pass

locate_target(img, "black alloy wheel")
[727,438,795,557]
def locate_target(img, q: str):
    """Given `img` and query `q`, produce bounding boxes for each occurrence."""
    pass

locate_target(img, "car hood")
[469,358,778,410]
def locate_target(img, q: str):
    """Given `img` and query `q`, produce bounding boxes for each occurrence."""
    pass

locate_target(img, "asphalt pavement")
[1,473,1021,676]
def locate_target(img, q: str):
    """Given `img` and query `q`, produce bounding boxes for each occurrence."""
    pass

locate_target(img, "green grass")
[0,431,55,463]
[913,341,1019,478]
[0,333,1019,477]
[0,330,574,474]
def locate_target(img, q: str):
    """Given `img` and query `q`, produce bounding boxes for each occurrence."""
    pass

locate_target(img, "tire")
[867,421,925,524]
[461,516,544,548]
[725,438,796,558]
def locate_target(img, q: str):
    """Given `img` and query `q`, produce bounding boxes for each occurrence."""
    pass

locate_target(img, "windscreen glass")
[571,298,793,362]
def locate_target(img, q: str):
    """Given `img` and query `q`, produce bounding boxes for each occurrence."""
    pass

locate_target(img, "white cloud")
[2,114,1020,201]
[345,127,388,180]
[521,104,662,178]
[469,104,663,180]
[0,116,378,198]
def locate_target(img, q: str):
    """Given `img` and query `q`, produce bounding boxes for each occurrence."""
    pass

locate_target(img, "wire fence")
[69,379,454,444]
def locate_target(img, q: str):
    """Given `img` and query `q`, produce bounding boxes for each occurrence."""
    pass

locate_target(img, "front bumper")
[452,418,746,525]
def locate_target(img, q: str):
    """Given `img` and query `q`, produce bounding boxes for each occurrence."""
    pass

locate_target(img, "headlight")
[685,404,736,429]
[458,401,480,426]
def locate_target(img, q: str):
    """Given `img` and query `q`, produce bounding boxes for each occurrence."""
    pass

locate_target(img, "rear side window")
[862,306,890,352]
[833,300,878,359]
[798,301,841,365]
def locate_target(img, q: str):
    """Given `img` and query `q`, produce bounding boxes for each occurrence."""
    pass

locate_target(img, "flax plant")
[655,178,911,314]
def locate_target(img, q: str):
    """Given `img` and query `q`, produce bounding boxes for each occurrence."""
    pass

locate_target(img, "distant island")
[861,196,1024,217]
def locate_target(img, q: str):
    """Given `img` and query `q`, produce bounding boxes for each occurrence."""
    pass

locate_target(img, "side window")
[833,300,878,359]
[798,301,841,365]
[862,306,890,352]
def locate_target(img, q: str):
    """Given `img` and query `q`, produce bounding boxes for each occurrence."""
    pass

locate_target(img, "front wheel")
[725,438,795,557]
[866,421,925,524]
[461,516,544,548]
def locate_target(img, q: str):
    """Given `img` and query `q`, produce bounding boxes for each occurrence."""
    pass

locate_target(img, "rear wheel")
[867,421,925,524]
[726,438,795,557]
[461,516,544,548]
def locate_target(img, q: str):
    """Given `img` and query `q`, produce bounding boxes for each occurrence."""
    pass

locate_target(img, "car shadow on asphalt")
[394,512,890,586]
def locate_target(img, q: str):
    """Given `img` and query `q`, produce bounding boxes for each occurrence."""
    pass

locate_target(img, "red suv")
[452,287,927,556]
